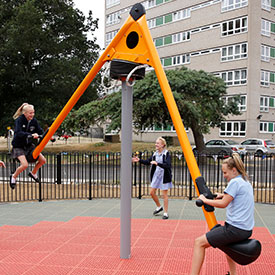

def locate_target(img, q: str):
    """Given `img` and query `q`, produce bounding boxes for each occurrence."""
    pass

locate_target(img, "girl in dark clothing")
[132,137,172,219]
[10,103,46,189]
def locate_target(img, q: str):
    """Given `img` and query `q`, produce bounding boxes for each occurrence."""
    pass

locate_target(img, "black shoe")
[28,172,40,183]
[153,207,163,215]
[162,214,169,220]
[9,175,16,189]
[225,272,230,275]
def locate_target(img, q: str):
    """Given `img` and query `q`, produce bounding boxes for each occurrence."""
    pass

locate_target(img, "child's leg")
[13,155,28,179]
[162,189,169,213]
[150,188,161,207]
[190,234,211,275]
[226,254,237,275]
[32,153,46,175]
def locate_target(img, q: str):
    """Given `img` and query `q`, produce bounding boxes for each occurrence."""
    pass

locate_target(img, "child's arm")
[199,193,233,208]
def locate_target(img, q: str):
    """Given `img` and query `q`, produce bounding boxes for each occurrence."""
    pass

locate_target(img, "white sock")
[11,176,16,183]
[163,212,168,216]
[156,206,162,210]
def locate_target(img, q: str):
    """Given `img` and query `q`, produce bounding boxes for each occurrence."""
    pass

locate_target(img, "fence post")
[188,172,192,200]
[56,153,61,184]
[138,162,142,199]
[89,154,92,200]
[38,168,42,202]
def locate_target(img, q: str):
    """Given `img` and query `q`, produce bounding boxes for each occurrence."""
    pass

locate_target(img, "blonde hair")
[13,103,34,120]
[157,137,167,148]
[223,153,248,180]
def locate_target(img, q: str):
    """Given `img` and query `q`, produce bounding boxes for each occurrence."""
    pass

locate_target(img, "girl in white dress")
[132,137,172,219]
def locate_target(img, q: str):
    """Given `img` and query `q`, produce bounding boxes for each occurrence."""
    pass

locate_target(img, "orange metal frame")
[33,4,217,229]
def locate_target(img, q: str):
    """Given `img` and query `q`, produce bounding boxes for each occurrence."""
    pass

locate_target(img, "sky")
[73,0,105,48]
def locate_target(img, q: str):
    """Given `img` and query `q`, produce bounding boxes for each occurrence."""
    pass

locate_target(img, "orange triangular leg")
[33,3,217,229]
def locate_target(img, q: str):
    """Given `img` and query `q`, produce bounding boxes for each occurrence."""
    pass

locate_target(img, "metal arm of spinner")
[32,3,217,229]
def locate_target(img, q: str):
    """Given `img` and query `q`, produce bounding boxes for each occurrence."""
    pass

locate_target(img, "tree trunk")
[190,120,206,153]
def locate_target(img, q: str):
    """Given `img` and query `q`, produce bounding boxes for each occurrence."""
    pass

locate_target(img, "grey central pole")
[120,80,133,259]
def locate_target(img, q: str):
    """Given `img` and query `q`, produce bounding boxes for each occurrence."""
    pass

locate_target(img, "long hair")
[13,103,34,120]
[223,153,248,180]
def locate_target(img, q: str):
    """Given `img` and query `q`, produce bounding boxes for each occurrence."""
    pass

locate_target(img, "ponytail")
[223,153,248,180]
[13,103,34,120]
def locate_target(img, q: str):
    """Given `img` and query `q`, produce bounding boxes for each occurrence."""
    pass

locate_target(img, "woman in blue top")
[10,103,46,189]
[190,153,254,275]
[132,137,172,219]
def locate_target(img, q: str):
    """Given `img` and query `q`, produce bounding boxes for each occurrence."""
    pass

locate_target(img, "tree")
[61,91,122,134]
[0,0,101,135]
[133,67,240,152]
[63,67,241,152]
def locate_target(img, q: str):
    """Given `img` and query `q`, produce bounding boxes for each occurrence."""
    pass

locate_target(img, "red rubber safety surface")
[0,217,274,275]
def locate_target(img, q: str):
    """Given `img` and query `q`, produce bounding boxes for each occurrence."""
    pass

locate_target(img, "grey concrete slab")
[0,199,274,234]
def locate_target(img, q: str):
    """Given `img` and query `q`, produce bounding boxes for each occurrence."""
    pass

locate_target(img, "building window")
[239,95,247,111]
[156,16,164,26]
[142,123,177,132]
[261,70,270,86]
[260,96,269,112]
[147,19,156,29]
[220,121,246,137]
[161,54,190,67]
[172,9,191,21]
[269,97,275,108]
[270,72,275,83]
[106,11,121,26]
[261,45,270,61]
[262,0,271,11]
[221,43,247,61]
[106,30,118,46]
[141,0,172,9]
[106,0,120,9]
[164,35,172,45]
[154,124,175,132]
[163,58,172,66]
[260,122,268,132]
[219,69,247,86]
[148,0,155,8]
[260,122,275,133]
[221,0,248,12]
[148,8,190,29]
[155,31,190,48]
[224,95,247,111]
[261,19,271,36]
[222,17,248,36]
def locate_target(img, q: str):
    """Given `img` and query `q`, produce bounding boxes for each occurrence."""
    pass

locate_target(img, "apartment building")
[105,0,275,143]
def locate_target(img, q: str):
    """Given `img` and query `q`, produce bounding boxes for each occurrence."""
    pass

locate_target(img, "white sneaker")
[162,213,169,220]
[153,206,163,215]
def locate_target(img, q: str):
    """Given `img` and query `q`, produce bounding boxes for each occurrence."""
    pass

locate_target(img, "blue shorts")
[206,222,252,248]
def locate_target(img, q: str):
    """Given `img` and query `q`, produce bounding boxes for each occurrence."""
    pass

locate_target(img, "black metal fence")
[0,151,274,204]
